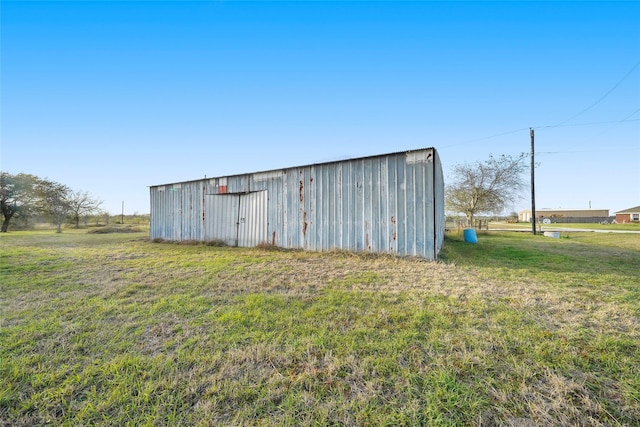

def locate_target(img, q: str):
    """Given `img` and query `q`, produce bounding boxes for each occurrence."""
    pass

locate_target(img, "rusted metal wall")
[149,148,444,259]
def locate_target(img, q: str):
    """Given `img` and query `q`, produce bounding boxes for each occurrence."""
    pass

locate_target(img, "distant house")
[518,208,610,224]
[615,206,640,223]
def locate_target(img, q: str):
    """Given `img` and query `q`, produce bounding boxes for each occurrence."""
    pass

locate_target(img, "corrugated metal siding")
[434,150,445,255]
[201,191,267,246]
[238,191,268,247]
[149,148,444,259]
[204,195,239,246]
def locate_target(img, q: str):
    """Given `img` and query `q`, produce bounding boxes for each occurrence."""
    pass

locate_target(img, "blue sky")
[2,1,639,215]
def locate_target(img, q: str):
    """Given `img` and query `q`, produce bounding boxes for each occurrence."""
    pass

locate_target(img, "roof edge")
[149,147,437,188]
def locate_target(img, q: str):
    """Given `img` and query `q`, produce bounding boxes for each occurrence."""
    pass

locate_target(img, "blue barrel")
[463,228,478,244]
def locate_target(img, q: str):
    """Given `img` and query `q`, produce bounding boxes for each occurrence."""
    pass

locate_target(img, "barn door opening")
[237,191,268,247]
[205,191,267,247]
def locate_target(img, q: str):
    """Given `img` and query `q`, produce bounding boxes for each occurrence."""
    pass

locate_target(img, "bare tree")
[36,179,71,233]
[67,190,103,228]
[445,153,527,226]
[103,210,111,225]
[0,172,39,232]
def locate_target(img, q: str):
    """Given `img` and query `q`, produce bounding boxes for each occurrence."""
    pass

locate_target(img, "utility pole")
[530,128,536,235]
[121,201,125,225]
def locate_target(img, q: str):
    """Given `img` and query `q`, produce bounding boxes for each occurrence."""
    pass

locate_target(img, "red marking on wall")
[219,185,227,194]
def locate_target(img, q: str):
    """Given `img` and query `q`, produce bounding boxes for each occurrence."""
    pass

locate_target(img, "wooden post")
[530,128,536,235]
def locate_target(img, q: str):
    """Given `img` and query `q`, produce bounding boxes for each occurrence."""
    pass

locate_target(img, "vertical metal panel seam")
[433,151,437,258]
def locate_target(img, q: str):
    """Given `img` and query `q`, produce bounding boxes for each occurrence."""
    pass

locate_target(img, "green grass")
[542,222,640,231]
[1,229,639,426]
[489,221,640,232]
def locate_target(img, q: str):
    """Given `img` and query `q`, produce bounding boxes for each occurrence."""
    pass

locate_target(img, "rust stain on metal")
[299,180,304,203]
[272,231,276,246]
[391,216,396,240]
[302,211,308,236]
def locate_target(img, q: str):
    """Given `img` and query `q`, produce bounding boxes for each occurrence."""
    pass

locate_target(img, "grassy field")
[1,229,639,426]
[487,221,640,232]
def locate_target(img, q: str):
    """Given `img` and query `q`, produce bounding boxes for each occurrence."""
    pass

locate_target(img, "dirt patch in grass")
[87,225,143,234]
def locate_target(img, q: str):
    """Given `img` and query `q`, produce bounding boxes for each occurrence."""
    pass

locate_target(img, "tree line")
[0,172,103,232]
[2,154,526,233]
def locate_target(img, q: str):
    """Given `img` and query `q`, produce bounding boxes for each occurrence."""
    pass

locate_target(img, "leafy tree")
[36,179,71,233]
[0,172,40,232]
[67,190,103,228]
[1,172,107,232]
[445,153,527,226]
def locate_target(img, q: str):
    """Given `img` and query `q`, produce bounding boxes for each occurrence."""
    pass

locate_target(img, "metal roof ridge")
[149,147,436,188]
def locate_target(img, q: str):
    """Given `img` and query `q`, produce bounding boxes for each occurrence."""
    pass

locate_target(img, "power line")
[536,109,640,152]
[440,117,638,149]
[556,59,640,125]
[621,107,640,122]
[535,117,640,129]
[537,147,640,155]
[439,127,529,148]
[441,62,640,149]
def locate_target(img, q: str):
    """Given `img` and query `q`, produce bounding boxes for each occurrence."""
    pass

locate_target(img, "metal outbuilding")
[149,147,445,259]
